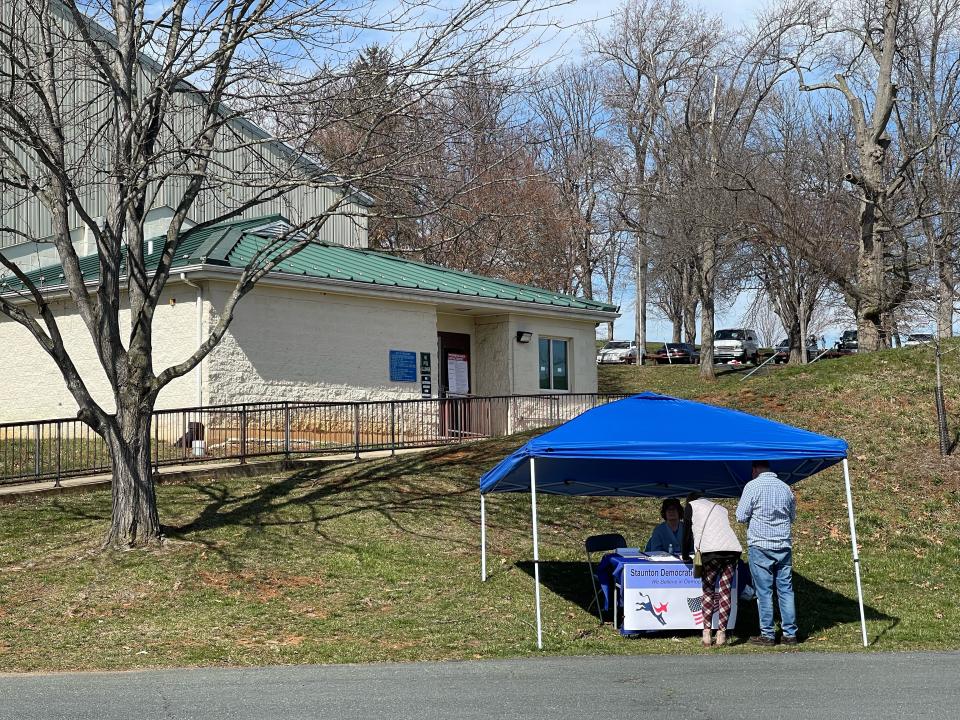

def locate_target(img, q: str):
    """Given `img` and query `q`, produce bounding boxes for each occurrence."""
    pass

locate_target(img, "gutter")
[186,265,620,323]
[1,265,620,323]
[179,272,204,407]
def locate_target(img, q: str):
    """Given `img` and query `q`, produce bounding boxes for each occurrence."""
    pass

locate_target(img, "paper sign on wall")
[447,352,469,395]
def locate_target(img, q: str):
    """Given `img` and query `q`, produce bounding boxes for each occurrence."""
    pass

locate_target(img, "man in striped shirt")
[736,460,798,646]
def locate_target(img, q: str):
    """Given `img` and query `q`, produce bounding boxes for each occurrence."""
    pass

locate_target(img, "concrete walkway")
[0,447,428,502]
[0,652,957,720]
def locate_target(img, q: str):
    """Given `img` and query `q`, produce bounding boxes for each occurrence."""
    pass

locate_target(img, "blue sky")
[539,0,765,64]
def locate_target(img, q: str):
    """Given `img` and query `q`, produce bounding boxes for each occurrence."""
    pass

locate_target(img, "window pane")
[552,339,568,390]
[538,338,550,390]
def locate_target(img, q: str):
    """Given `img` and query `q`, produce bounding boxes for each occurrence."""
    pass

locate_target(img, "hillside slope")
[0,346,956,670]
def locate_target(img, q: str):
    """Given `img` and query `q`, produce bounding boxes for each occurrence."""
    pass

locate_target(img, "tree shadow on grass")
[160,441,528,563]
[516,560,898,644]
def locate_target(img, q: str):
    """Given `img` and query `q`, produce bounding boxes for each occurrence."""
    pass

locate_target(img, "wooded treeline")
[306,0,960,374]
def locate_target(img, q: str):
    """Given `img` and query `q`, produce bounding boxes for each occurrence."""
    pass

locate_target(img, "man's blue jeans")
[748,545,797,639]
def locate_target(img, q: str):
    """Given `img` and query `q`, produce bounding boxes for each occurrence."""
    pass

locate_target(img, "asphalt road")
[1,652,957,720]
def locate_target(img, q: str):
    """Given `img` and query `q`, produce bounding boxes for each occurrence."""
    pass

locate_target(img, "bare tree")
[591,0,719,360]
[737,90,842,363]
[895,0,960,339]
[742,293,785,348]
[295,57,577,289]
[0,0,556,548]
[530,61,613,299]
[595,196,632,339]
[793,0,926,350]
[671,3,816,379]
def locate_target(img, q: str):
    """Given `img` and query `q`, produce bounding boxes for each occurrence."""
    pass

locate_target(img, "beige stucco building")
[0,216,617,423]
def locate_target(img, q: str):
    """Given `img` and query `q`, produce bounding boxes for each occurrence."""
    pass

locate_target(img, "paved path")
[1,652,957,720]
[0,447,427,502]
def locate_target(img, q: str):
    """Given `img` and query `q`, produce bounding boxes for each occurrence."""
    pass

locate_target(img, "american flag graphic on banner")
[687,595,704,625]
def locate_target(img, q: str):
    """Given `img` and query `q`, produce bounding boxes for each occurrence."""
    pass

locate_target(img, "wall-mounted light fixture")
[516,330,533,343]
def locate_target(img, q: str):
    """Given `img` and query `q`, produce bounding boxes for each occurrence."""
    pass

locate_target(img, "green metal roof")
[2,215,618,314]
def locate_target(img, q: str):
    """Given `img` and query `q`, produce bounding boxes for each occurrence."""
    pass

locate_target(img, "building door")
[437,332,471,396]
[437,332,472,438]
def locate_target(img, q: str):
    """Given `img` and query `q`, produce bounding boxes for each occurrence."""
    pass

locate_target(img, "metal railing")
[0,392,627,486]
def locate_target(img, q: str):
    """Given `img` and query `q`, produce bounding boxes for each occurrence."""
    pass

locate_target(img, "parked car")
[836,329,858,353]
[904,333,934,347]
[713,328,759,364]
[596,340,639,364]
[774,338,821,363]
[653,342,700,365]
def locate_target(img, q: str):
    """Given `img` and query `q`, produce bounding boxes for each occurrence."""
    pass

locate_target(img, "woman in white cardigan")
[682,492,743,647]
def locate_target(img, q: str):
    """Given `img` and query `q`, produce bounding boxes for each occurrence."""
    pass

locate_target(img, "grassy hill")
[0,346,957,671]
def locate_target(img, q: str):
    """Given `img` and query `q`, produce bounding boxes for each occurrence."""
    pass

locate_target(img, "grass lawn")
[0,345,958,671]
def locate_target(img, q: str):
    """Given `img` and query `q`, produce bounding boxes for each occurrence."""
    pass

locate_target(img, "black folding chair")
[585,533,627,624]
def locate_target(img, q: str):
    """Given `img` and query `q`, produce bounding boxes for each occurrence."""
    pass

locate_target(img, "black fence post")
[54,422,62,488]
[181,412,189,463]
[33,423,41,480]
[240,405,247,464]
[390,402,396,457]
[153,414,160,475]
[458,400,464,444]
[353,403,361,460]
[284,402,291,459]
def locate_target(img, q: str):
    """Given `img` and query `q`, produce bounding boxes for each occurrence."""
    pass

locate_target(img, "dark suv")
[774,338,821,363]
[837,330,858,353]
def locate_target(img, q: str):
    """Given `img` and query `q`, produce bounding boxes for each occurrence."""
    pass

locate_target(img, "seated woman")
[644,498,684,554]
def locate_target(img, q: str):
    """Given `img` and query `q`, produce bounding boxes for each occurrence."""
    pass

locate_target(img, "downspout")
[179,273,203,407]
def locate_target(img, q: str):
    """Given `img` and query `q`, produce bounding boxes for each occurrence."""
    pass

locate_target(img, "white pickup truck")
[712,328,760,364]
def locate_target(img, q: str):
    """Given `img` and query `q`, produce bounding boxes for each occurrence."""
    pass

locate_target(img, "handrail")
[0,392,628,486]
[740,351,779,381]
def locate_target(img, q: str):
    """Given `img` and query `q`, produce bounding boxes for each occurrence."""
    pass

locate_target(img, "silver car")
[597,340,639,364]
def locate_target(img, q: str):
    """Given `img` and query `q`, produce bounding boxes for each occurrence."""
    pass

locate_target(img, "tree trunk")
[788,318,802,365]
[852,138,890,352]
[799,289,809,364]
[103,408,162,549]
[698,231,717,380]
[935,344,950,455]
[883,311,898,348]
[682,263,698,345]
[635,240,648,360]
[938,259,955,339]
[856,304,884,353]
[580,228,594,300]
[671,320,682,344]
[699,291,715,379]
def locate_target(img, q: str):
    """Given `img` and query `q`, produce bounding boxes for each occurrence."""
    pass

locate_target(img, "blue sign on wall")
[389,350,418,382]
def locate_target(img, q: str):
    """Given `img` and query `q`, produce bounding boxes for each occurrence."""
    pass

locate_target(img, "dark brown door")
[437,332,471,397]
[437,331,472,439]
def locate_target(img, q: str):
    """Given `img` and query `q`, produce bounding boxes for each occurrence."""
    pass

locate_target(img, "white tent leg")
[481,494,487,582]
[843,459,869,647]
[530,458,543,650]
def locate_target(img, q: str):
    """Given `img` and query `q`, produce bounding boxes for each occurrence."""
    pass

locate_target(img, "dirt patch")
[197,570,325,602]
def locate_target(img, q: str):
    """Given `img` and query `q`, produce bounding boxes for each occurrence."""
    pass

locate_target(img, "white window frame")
[538,336,571,392]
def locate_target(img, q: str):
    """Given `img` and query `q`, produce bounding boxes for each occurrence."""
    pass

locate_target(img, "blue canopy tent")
[479,392,867,648]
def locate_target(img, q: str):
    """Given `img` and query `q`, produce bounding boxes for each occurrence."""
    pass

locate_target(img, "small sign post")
[419,352,432,397]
